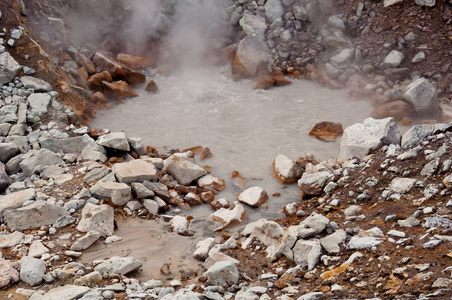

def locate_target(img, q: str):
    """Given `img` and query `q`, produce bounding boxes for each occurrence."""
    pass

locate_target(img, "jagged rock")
[298,171,333,196]
[28,241,49,258]
[384,0,403,6]
[0,231,25,249]
[88,71,113,89]
[93,52,146,85]
[415,0,436,6]
[309,122,343,142]
[143,181,170,201]
[347,228,384,249]
[143,199,159,215]
[83,166,110,183]
[273,154,303,184]
[112,159,157,183]
[0,142,19,163]
[344,205,362,216]
[71,231,101,251]
[211,204,247,231]
[81,143,107,162]
[293,239,322,270]
[0,162,12,192]
[398,216,420,227]
[77,203,114,237]
[300,212,330,234]
[164,155,207,185]
[401,123,451,149]
[330,48,355,67]
[0,259,19,288]
[265,0,284,23]
[193,237,216,260]
[403,77,438,114]
[390,177,417,194]
[381,50,404,69]
[232,36,271,78]
[239,13,267,40]
[19,148,64,176]
[371,101,415,121]
[33,285,91,300]
[97,132,130,151]
[20,76,52,91]
[89,181,131,206]
[0,188,35,217]
[73,271,103,287]
[117,53,154,69]
[197,174,225,191]
[27,93,51,122]
[4,201,68,231]
[144,80,158,92]
[102,80,138,100]
[238,186,268,207]
[20,257,45,286]
[131,182,154,199]
[0,51,22,85]
[320,230,346,253]
[170,216,189,235]
[339,117,401,161]
[40,135,96,154]
[205,261,239,287]
[94,256,142,276]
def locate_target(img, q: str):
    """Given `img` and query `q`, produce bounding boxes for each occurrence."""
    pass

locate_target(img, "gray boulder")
[71,231,101,251]
[0,142,19,163]
[239,13,267,40]
[90,181,132,206]
[403,77,438,114]
[233,36,272,77]
[27,93,51,122]
[164,155,207,185]
[20,76,52,92]
[77,203,114,237]
[4,200,68,231]
[32,285,91,300]
[0,52,22,85]
[0,162,12,192]
[94,256,142,276]
[381,50,404,69]
[401,123,451,149]
[113,159,157,183]
[20,257,45,286]
[330,48,355,67]
[0,188,35,217]
[97,132,130,151]
[339,117,401,161]
[19,148,64,176]
[293,239,322,270]
[205,261,239,286]
[40,135,96,154]
[265,0,284,23]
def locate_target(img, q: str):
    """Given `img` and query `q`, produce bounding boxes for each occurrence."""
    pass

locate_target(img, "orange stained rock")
[117,53,155,69]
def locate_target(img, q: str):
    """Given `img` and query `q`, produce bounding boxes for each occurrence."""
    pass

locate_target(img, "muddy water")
[88,66,373,280]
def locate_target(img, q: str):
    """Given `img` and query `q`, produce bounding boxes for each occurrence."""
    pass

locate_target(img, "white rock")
[390,177,417,194]
[205,261,239,286]
[193,237,216,260]
[112,159,157,183]
[170,215,189,235]
[272,154,303,184]
[238,186,268,207]
[94,256,142,276]
[0,52,22,85]
[387,230,406,238]
[320,230,346,253]
[20,76,52,91]
[142,199,159,215]
[97,132,130,151]
[300,212,329,234]
[164,155,207,185]
[28,241,49,258]
[71,231,101,251]
[0,258,19,288]
[0,231,25,249]
[0,188,35,217]
[239,13,267,40]
[211,204,247,231]
[197,174,225,191]
[233,36,272,77]
[31,285,91,300]
[77,203,114,237]
[293,239,322,270]
[381,50,404,69]
[90,181,131,206]
[20,257,45,286]
[403,77,438,114]
[265,0,284,23]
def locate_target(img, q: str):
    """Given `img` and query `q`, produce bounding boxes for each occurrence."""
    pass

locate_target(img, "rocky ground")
[0,0,452,299]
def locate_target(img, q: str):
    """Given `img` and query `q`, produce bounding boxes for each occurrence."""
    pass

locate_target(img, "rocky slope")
[0,0,452,300]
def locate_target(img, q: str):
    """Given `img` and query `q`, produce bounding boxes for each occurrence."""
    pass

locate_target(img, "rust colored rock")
[75,53,96,74]
[88,71,113,89]
[200,147,213,160]
[273,75,292,87]
[145,80,158,92]
[99,38,119,53]
[90,91,108,103]
[309,121,344,142]
[93,52,146,85]
[419,119,437,125]
[200,191,215,203]
[371,100,415,121]
[254,76,274,89]
[77,67,89,82]
[102,80,138,100]
[183,146,203,154]
[231,171,245,188]
[221,44,237,64]
[399,117,414,126]
[117,53,155,69]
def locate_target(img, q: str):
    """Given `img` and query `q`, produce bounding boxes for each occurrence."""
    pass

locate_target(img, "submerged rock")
[232,36,272,78]
[238,186,268,207]
[164,155,207,185]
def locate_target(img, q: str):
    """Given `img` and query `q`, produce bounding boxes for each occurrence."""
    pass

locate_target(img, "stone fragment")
[293,240,322,270]
[298,171,333,196]
[71,231,101,251]
[20,76,52,91]
[117,53,154,69]
[339,117,401,161]
[0,231,25,249]
[40,135,96,154]
[300,212,330,234]
[90,181,131,206]
[0,51,22,85]
[308,121,343,142]
[330,48,355,66]
[193,237,216,260]
[197,174,225,191]
[0,142,19,163]
[320,230,346,253]
[401,123,451,149]
[239,13,267,40]
[28,241,49,258]
[164,155,207,185]
[0,188,35,216]
[88,72,113,90]
[384,0,403,6]
[94,256,142,276]
[211,204,247,231]
[0,162,12,192]
[381,50,404,69]
[4,201,68,231]
[145,80,158,92]
[97,132,130,151]
[77,203,114,237]
[398,216,420,227]
[347,236,383,249]
[34,285,91,300]
[205,261,239,287]
[93,52,146,85]
[170,216,189,235]
[320,252,363,280]
[19,149,64,176]
[265,0,284,23]
[238,186,268,207]
[74,271,103,287]
[20,257,45,286]
[0,258,19,288]
[390,177,417,194]
[403,77,438,114]
[113,159,157,183]
[371,101,415,121]
[232,36,271,78]
[272,154,303,184]
[102,80,138,100]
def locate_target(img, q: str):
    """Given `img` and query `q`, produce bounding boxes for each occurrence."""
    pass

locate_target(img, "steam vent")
[1,0,452,299]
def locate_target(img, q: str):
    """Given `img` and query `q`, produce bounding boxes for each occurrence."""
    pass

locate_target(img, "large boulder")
[40,135,96,154]
[403,77,439,114]
[20,76,52,92]
[97,132,130,151]
[19,257,46,286]
[205,261,239,287]
[273,154,304,184]
[239,13,267,40]
[339,117,401,161]
[164,155,207,185]
[77,203,114,237]
[94,256,142,276]
[0,142,19,163]
[19,148,64,176]
[0,52,22,85]
[232,36,272,79]
[0,188,35,217]
[112,159,157,183]
[4,201,68,231]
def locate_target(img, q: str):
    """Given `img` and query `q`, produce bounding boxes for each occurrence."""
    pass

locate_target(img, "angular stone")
[28,93,51,118]
[371,101,415,121]
[238,186,268,207]
[197,174,225,191]
[0,188,35,217]
[0,258,19,288]
[265,0,284,23]
[77,203,114,237]
[28,240,49,258]
[113,159,157,183]
[102,80,138,100]
[170,215,189,235]
[293,240,322,270]
[94,256,142,276]
[142,199,159,215]
[0,162,12,192]
[205,261,239,287]
[93,52,146,85]
[211,204,248,231]
[131,182,154,199]
[83,166,111,183]
[0,231,25,249]
[71,231,101,251]
[90,181,131,206]
[0,142,19,163]
[390,177,417,194]
[0,52,22,85]
[381,50,404,69]
[401,123,451,149]
[298,292,325,300]
[403,77,438,114]
[300,212,330,234]
[97,132,130,151]
[298,171,333,196]
[75,53,96,74]
[116,53,154,69]
[19,148,64,176]
[20,76,52,92]
[193,237,216,260]
[273,154,304,184]
[40,135,96,154]
[87,71,113,89]
[20,257,45,286]
[164,155,207,185]
[35,285,91,300]
[4,201,68,231]
[232,36,271,78]
[339,117,401,161]
[320,230,346,254]
[330,48,355,66]
[239,13,267,40]
[309,122,343,142]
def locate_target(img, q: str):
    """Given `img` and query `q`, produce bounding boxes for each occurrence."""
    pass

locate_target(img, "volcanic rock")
[309,121,344,142]
[238,186,268,207]
[93,52,146,85]
[232,36,272,79]
[77,203,114,237]
[239,13,267,40]
[97,132,130,151]
[298,171,333,196]
[0,51,22,85]
[102,80,138,100]
[205,261,239,287]
[90,181,131,206]
[145,80,158,92]
[117,53,154,69]
[95,256,142,276]
[371,100,415,121]
[293,239,322,270]
[403,77,439,114]
[164,154,207,185]
[197,174,225,191]
[112,159,157,183]
[87,71,113,89]
[71,231,101,251]
[19,148,64,176]
[211,204,248,231]
[20,76,52,92]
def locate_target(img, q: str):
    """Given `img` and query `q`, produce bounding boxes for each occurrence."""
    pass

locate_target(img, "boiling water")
[87,67,373,279]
